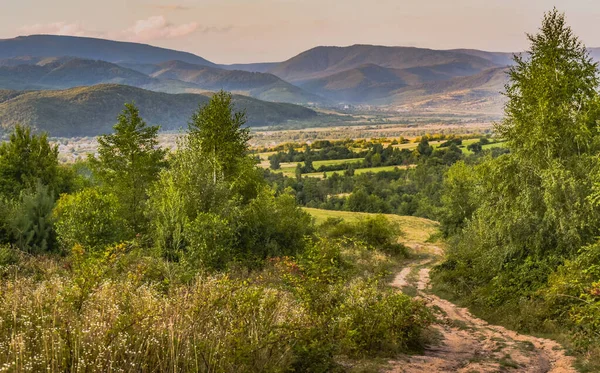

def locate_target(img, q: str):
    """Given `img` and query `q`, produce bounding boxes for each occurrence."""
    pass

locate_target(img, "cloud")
[154,5,192,11]
[18,16,229,42]
[120,16,198,42]
[19,22,98,37]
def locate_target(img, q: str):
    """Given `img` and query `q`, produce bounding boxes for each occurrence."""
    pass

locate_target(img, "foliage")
[434,10,600,362]
[89,103,166,235]
[318,215,407,256]
[54,188,126,251]
[235,191,314,265]
[8,182,56,254]
[0,233,431,372]
[439,160,479,236]
[0,125,59,199]
[188,90,251,183]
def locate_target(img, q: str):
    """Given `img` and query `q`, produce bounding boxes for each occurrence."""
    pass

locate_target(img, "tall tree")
[497,8,600,164]
[0,125,59,200]
[187,91,251,183]
[90,103,166,234]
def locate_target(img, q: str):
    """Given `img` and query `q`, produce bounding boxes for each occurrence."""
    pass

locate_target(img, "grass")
[262,158,365,176]
[304,164,415,178]
[302,208,439,244]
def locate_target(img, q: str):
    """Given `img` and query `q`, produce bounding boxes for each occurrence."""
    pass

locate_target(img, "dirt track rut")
[387,244,576,373]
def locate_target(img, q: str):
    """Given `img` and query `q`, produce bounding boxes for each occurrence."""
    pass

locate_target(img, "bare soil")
[387,244,576,373]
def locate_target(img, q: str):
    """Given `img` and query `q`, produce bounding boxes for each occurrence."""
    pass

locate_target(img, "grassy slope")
[304,165,415,178]
[303,207,439,243]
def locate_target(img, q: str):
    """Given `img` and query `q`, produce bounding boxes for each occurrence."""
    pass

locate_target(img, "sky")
[1,0,600,64]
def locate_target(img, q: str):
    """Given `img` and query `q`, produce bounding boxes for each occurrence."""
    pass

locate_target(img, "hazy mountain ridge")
[0,56,324,104]
[266,44,500,83]
[0,35,217,66]
[0,84,318,137]
[146,60,325,104]
[375,67,509,113]
[2,34,595,119]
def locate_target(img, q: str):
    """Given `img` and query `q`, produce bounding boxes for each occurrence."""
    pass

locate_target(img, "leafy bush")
[54,188,126,251]
[318,215,407,256]
[236,191,314,265]
[9,183,56,253]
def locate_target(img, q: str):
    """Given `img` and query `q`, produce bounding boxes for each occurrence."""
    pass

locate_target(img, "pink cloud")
[18,16,225,42]
[120,16,198,42]
[19,22,97,37]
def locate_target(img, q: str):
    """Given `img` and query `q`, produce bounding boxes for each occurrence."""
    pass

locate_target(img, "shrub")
[318,215,407,256]
[54,188,126,251]
[8,182,56,253]
[236,191,314,264]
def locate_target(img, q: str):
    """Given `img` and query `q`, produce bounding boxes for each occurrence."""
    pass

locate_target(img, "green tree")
[9,182,56,253]
[90,103,166,235]
[0,125,59,199]
[188,91,251,184]
[269,156,281,170]
[416,138,433,157]
[497,8,600,164]
[435,9,600,342]
[440,161,479,236]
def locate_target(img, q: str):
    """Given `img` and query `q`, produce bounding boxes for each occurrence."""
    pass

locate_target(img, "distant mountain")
[141,60,324,104]
[0,57,324,104]
[447,49,516,66]
[219,62,278,73]
[0,58,156,90]
[298,62,500,103]
[0,84,318,137]
[0,35,217,66]
[375,67,509,114]
[589,48,600,63]
[267,45,500,83]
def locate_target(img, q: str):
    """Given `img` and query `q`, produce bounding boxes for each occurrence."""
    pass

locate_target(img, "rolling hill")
[142,60,324,104]
[0,58,156,90]
[267,45,500,83]
[0,35,217,66]
[298,62,500,103]
[375,67,509,114]
[0,57,324,104]
[0,84,318,137]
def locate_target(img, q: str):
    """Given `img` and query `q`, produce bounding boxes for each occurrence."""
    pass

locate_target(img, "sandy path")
[387,246,576,373]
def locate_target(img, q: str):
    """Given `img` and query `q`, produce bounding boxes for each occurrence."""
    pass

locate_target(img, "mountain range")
[1,34,598,136]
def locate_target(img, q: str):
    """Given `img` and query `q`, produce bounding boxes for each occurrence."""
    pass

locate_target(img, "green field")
[303,208,440,244]
[303,164,415,178]
[266,158,365,176]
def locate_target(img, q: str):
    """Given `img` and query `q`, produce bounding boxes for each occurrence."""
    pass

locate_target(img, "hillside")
[375,67,509,114]
[267,45,500,83]
[219,62,278,73]
[0,84,318,137]
[0,57,324,104]
[299,62,494,103]
[147,60,324,104]
[0,35,216,66]
[0,58,156,90]
[447,49,516,66]
[589,47,600,62]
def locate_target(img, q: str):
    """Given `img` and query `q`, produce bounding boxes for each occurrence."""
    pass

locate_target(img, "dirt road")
[387,244,576,373]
